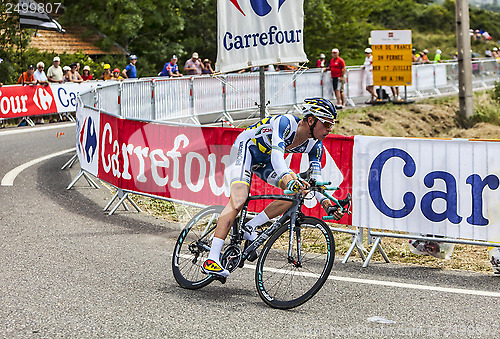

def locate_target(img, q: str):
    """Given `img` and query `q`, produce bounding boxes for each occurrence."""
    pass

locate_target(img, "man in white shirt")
[47,56,64,83]
[33,62,48,85]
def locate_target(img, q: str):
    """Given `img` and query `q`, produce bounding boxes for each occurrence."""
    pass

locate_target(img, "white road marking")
[177,254,500,298]
[1,148,76,186]
[0,122,75,137]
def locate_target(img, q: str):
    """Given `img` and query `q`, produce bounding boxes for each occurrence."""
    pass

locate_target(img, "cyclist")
[202,98,345,277]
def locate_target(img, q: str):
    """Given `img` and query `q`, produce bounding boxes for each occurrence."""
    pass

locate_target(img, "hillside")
[335,92,500,139]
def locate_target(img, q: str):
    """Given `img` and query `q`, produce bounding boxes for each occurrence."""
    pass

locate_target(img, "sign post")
[370,30,412,102]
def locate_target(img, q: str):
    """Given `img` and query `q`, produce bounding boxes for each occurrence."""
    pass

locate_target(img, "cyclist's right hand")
[286,179,303,193]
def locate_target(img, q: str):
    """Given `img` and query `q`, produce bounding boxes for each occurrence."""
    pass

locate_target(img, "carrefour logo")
[230,0,287,17]
[78,116,97,164]
[223,0,301,52]
[33,87,53,111]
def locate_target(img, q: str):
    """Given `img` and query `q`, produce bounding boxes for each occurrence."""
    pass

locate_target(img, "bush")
[493,81,500,103]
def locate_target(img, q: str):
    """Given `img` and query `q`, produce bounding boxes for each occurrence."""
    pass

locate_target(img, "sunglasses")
[316,117,335,128]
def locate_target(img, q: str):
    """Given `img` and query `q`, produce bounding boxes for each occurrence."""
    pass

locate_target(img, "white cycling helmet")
[303,97,337,122]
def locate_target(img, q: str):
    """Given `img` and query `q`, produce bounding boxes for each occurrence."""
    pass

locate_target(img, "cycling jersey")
[229,114,327,203]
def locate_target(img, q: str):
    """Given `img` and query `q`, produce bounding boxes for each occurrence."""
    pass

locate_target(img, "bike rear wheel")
[172,205,224,289]
[255,216,335,309]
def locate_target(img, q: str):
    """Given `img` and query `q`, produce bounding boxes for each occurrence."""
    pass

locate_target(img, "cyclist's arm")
[270,115,295,189]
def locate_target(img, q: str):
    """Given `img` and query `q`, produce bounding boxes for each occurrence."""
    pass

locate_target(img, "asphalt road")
[1,123,499,338]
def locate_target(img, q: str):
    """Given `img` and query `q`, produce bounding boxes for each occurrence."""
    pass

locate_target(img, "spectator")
[112,68,124,81]
[184,52,204,76]
[33,62,48,85]
[62,66,71,82]
[202,59,214,75]
[485,48,493,58]
[421,49,430,64]
[81,66,93,81]
[76,62,81,73]
[327,48,346,109]
[160,55,182,77]
[434,49,442,63]
[122,55,138,79]
[482,31,492,41]
[100,64,112,80]
[493,47,499,58]
[390,86,401,101]
[474,29,481,41]
[316,53,326,68]
[17,65,36,85]
[362,48,377,104]
[68,62,83,83]
[47,56,64,83]
[412,48,418,63]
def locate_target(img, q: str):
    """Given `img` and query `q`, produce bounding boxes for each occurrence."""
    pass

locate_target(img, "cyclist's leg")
[203,135,253,276]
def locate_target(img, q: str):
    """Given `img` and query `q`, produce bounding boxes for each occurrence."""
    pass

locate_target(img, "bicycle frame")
[232,193,304,265]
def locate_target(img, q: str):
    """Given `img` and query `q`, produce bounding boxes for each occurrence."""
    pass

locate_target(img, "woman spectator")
[63,66,71,82]
[202,59,214,75]
[81,66,93,81]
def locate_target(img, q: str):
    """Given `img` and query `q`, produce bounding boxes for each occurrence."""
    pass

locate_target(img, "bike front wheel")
[172,205,224,289]
[255,216,335,309]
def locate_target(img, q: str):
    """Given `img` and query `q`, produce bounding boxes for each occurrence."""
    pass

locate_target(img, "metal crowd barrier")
[80,59,500,125]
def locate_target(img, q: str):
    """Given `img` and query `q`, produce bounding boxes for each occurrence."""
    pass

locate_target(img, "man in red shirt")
[328,48,346,109]
[17,65,36,85]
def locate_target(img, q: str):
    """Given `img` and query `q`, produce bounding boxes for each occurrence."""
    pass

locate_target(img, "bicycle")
[172,167,351,309]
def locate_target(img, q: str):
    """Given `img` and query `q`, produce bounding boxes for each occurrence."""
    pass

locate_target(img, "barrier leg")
[362,237,390,268]
[67,170,99,190]
[126,194,142,213]
[83,172,100,189]
[103,191,120,212]
[105,189,141,216]
[61,153,78,170]
[342,232,366,263]
[19,116,35,127]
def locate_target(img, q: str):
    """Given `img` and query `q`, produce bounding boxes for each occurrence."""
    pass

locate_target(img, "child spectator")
[100,64,112,80]
[316,53,326,68]
[112,68,123,81]
[81,66,93,81]
[434,49,442,63]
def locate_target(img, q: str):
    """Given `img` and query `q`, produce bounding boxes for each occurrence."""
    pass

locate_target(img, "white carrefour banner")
[76,97,100,177]
[353,136,500,242]
[216,0,308,74]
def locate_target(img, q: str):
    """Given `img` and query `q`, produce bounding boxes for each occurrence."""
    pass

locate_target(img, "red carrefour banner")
[96,113,353,223]
[0,85,58,118]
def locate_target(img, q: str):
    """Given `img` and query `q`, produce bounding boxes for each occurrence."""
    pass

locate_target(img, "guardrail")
[79,59,500,125]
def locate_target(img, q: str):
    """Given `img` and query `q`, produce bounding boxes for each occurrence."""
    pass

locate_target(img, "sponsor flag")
[19,0,65,33]
[216,0,307,74]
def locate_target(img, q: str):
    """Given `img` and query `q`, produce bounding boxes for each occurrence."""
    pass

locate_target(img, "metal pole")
[455,0,474,119]
[259,66,266,119]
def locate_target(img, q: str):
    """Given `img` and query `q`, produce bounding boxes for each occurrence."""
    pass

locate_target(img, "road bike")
[172,168,351,309]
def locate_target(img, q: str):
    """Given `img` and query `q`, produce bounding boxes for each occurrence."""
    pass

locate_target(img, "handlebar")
[282,168,352,220]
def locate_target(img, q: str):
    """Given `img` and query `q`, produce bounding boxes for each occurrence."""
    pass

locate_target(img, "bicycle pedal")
[247,250,258,262]
[212,275,227,284]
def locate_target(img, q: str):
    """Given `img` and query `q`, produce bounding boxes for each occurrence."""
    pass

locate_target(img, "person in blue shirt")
[122,55,138,79]
[160,55,182,77]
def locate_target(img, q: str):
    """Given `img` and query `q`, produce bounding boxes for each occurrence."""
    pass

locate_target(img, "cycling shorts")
[229,131,290,188]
